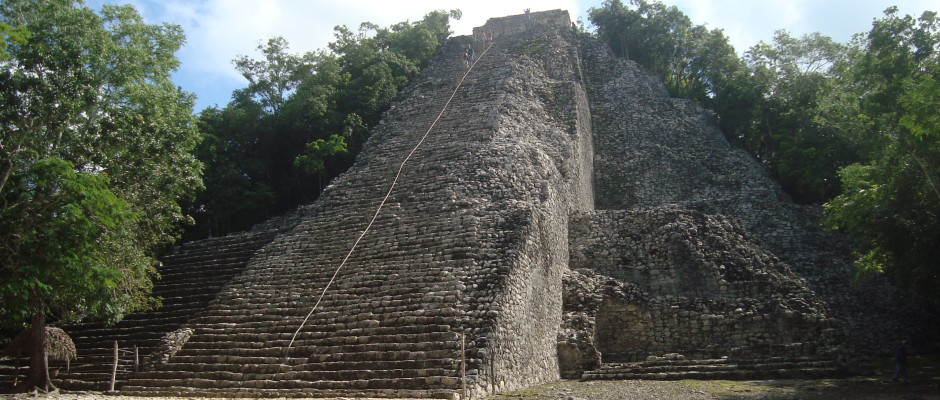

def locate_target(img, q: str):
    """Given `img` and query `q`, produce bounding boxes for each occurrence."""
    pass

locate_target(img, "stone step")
[63,302,208,337]
[125,374,460,390]
[160,249,262,269]
[133,363,458,381]
[626,356,827,368]
[159,240,274,267]
[158,264,254,279]
[51,362,133,375]
[583,358,846,380]
[121,297,216,313]
[69,320,188,341]
[583,367,843,380]
[178,342,460,362]
[191,304,460,323]
[152,282,231,297]
[185,317,458,336]
[161,249,258,265]
[159,260,255,276]
[593,360,833,374]
[184,330,457,352]
[77,307,194,325]
[120,385,458,399]
[54,377,112,391]
[165,346,458,366]
[53,345,156,363]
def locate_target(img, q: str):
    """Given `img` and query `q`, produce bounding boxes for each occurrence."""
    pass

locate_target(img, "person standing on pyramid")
[466,43,475,67]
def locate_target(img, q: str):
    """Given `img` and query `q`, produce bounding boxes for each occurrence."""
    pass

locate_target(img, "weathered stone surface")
[122,10,585,400]
[145,328,194,369]
[13,8,926,399]
[574,30,920,376]
[566,207,834,367]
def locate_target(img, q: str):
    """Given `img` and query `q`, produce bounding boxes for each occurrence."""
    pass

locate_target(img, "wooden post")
[460,332,467,400]
[490,350,495,393]
[134,345,139,372]
[12,357,19,387]
[110,340,118,391]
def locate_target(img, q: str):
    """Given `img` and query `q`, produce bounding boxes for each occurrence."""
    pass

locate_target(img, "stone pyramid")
[6,9,914,399]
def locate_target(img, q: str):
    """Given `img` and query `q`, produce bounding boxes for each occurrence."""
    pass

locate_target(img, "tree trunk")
[25,297,54,391]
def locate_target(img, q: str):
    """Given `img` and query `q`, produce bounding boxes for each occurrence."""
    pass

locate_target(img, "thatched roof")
[1,327,77,361]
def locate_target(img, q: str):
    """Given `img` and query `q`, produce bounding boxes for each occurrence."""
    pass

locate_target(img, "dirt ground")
[487,377,940,400]
[0,378,937,400]
[2,356,938,400]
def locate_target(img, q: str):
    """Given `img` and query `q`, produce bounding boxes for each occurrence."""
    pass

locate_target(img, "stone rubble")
[144,328,193,369]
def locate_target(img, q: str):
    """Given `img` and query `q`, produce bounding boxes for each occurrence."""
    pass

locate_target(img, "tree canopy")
[822,8,940,306]
[0,0,201,388]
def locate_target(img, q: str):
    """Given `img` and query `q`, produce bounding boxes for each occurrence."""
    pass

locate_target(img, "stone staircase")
[5,15,586,396]
[583,356,846,380]
[45,230,279,391]
[118,16,590,398]
[116,39,496,399]
[120,245,467,398]
[118,213,471,397]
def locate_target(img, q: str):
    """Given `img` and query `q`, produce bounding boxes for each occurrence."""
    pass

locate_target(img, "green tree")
[189,10,459,238]
[186,105,276,237]
[824,8,940,307]
[293,134,349,191]
[233,36,304,114]
[741,31,855,203]
[0,21,28,60]
[0,0,201,389]
[589,1,859,204]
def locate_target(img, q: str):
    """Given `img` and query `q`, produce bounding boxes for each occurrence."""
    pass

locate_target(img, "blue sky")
[85,0,937,112]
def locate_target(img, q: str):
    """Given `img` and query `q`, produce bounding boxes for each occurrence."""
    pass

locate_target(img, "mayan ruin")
[0,9,931,399]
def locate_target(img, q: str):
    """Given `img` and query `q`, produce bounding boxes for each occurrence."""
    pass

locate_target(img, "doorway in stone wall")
[594,298,654,362]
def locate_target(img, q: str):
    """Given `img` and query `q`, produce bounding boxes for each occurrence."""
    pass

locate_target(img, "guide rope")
[286,40,496,357]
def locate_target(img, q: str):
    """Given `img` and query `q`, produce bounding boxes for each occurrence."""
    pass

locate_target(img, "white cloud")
[673,0,808,52]
[174,1,581,76]
[87,0,937,109]
[108,0,579,107]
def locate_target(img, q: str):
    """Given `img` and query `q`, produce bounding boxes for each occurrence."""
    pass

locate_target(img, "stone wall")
[449,19,595,395]
[568,208,833,363]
